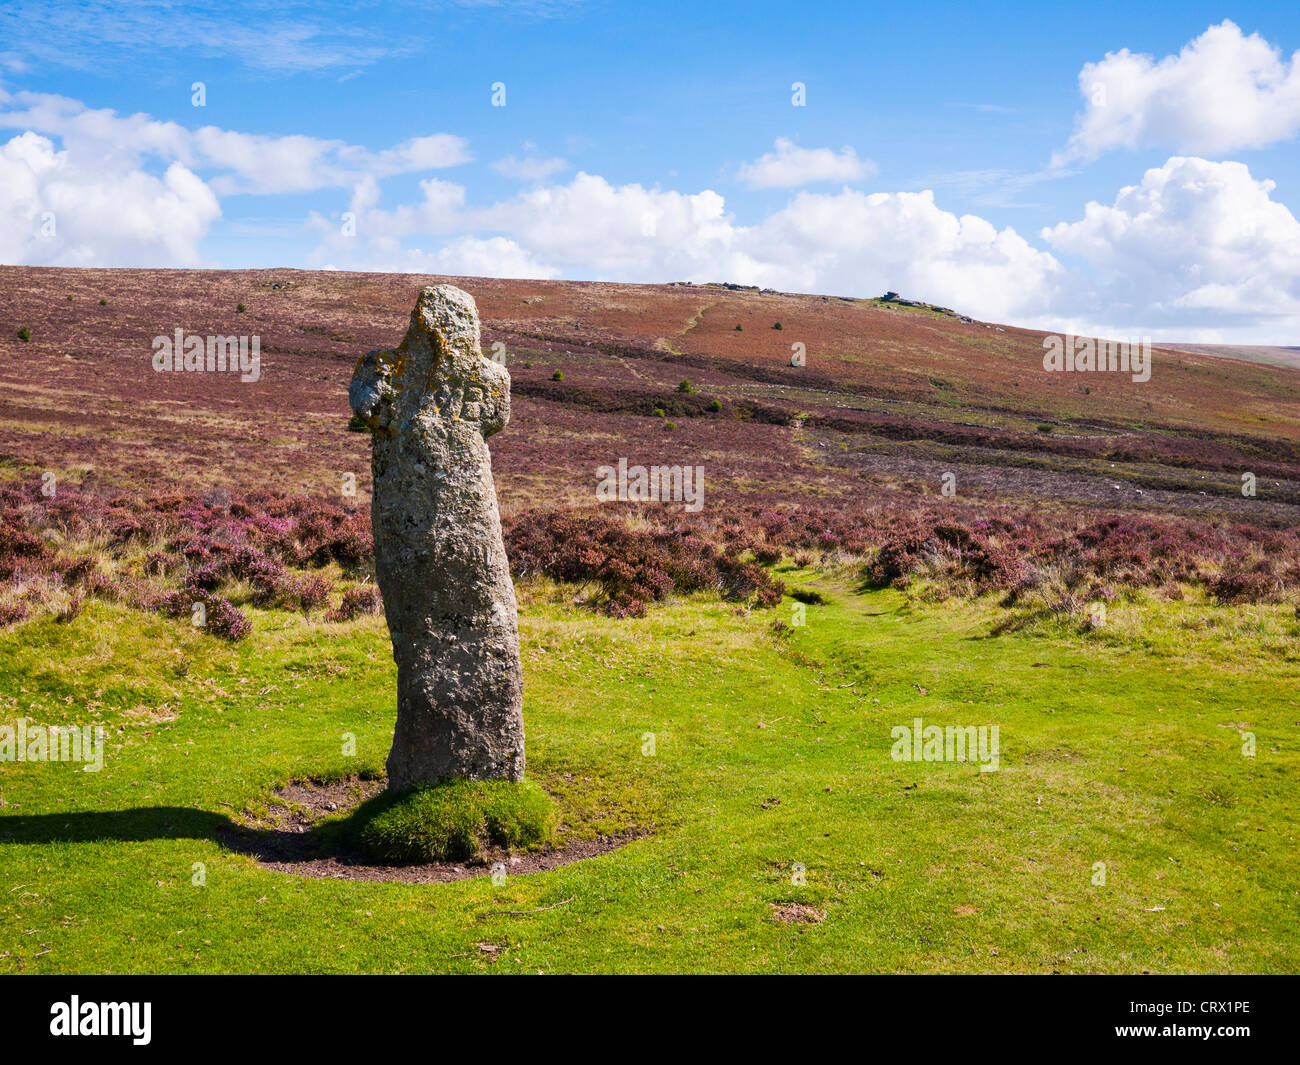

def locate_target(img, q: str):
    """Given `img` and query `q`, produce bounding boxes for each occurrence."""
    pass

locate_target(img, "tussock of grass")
[352,779,555,864]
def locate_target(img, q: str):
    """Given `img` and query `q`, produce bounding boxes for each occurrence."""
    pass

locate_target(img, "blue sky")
[2,1,1300,341]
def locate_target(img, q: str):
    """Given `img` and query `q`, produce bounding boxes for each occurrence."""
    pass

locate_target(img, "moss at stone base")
[351,779,555,864]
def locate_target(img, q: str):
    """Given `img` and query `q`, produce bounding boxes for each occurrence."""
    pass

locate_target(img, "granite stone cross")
[349,284,524,790]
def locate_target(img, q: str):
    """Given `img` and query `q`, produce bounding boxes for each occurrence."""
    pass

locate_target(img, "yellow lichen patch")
[381,346,407,384]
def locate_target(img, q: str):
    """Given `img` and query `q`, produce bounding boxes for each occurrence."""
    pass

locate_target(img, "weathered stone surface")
[350,285,523,790]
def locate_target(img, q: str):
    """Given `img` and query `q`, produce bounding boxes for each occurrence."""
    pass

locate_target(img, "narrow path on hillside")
[679,301,717,336]
[656,301,718,359]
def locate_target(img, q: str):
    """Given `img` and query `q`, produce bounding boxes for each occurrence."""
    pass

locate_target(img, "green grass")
[0,576,1296,973]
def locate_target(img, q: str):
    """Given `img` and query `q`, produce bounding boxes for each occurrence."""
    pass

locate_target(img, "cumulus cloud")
[475,173,745,279]
[737,138,876,189]
[309,228,556,279]
[323,172,1059,323]
[743,189,1061,320]
[313,171,741,280]
[0,90,470,265]
[0,131,220,266]
[1042,156,1300,327]
[1055,20,1300,164]
[330,159,1300,340]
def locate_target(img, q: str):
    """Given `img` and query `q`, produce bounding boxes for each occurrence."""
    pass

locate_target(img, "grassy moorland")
[0,266,1297,974]
[0,572,1295,974]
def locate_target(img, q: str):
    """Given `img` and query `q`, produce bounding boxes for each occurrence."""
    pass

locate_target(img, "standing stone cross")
[349,285,524,790]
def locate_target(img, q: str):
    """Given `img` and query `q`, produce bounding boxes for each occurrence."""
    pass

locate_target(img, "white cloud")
[201,130,471,196]
[331,177,467,238]
[1055,20,1300,164]
[427,235,558,278]
[737,138,876,189]
[392,236,560,279]
[491,154,569,181]
[0,91,472,197]
[0,131,220,266]
[1041,156,1300,334]
[741,189,1061,320]
[323,172,1059,323]
[0,90,471,265]
[314,171,745,280]
[475,172,744,279]
[372,135,474,177]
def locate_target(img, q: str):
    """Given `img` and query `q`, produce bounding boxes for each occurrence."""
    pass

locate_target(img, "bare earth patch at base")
[771,903,827,924]
[224,775,644,884]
